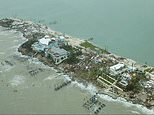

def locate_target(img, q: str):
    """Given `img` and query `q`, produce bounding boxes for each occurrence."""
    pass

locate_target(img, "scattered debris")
[54,80,71,91]
[4,60,14,66]
[0,59,15,67]
[12,54,29,62]
[28,68,44,76]
[83,94,105,115]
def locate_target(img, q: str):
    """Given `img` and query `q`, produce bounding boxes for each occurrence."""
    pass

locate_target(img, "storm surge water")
[0,27,153,114]
[0,0,154,114]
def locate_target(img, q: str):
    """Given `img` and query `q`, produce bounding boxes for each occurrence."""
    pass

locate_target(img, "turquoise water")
[0,0,154,66]
[0,28,151,114]
[0,0,154,114]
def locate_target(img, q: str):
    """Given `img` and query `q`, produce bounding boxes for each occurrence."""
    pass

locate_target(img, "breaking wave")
[28,57,51,69]
[9,75,25,86]
[43,75,57,81]
[63,75,154,114]
[0,64,14,73]
[131,110,140,114]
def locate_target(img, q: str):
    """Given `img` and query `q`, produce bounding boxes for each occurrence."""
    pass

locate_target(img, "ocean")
[0,0,154,114]
[0,0,154,66]
[0,27,152,114]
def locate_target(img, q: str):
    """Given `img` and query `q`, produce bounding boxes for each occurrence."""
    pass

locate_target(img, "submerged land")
[0,18,154,110]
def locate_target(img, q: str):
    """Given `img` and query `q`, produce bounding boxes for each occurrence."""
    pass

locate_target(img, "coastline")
[0,18,154,113]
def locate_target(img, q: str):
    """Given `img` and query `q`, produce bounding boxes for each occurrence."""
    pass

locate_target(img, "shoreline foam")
[63,75,154,114]
[0,18,154,114]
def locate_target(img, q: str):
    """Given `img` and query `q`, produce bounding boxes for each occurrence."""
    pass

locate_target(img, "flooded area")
[0,0,154,114]
[0,27,153,114]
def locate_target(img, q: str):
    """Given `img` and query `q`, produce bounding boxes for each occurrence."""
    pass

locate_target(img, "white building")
[32,36,51,52]
[32,35,69,65]
[119,73,132,87]
[46,47,68,65]
[127,66,137,72]
[38,37,51,46]
[110,63,125,75]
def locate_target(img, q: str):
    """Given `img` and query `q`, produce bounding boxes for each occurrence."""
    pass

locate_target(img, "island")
[0,18,154,110]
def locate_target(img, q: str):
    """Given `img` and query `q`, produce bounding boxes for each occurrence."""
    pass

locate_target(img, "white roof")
[51,37,56,41]
[148,73,154,80]
[39,38,51,45]
[50,47,68,55]
[44,35,50,38]
[110,63,125,71]
[120,80,128,86]
[122,73,131,79]
[59,36,65,39]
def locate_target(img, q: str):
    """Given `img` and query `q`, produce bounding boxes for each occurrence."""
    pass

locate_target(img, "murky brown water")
[0,27,153,114]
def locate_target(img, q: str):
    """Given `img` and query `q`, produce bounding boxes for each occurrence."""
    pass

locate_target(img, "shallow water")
[0,0,154,66]
[0,0,154,114]
[0,28,153,114]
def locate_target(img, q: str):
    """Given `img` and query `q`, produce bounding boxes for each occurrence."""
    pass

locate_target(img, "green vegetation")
[65,53,80,64]
[100,48,109,54]
[20,39,37,51]
[80,40,109,54]
[80,40,97,50]
[89,68,102,79]
[60,44,82,55]
[126,71,147,93]
[31,32,45,39]
[78,71,90,79]
[126,76,142,93]
[61,44,82,64]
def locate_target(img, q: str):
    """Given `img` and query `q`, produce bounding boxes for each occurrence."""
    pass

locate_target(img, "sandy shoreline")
[0,18,154,114]
[26,54,154,114]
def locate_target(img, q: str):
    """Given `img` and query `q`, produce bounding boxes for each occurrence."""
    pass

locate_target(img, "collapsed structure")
[32,35,69,65]
[0,18,154,109]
